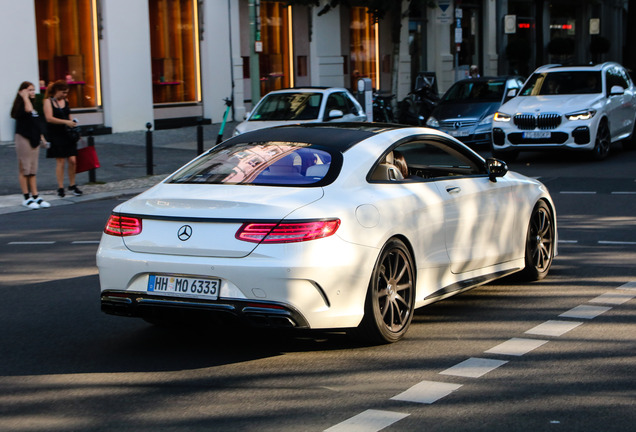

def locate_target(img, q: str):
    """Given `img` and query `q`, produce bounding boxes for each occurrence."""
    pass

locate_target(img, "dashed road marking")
[324,281,635,431]
[390,380,462,404]
[559,305,612,320]
[589,291,635,305]
[7,241,55,245]
[524,320,584,337]
[560,191,596,194]
[484,337,549,357]
[598,240,636,245]
[618,282,636,290]
[439,357,508,378]
[324,409,409,432]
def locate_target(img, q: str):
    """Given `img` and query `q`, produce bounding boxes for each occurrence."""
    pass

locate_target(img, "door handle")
[445,186,461,194]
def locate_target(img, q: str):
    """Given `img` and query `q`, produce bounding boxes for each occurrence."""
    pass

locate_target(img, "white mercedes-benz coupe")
[97,124,557,343]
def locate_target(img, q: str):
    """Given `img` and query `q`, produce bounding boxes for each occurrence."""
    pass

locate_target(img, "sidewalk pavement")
[0,121,238,215]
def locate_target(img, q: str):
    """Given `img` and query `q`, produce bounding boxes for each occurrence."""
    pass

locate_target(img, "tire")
[591,120,611,160]
[519,201,555,281]
[354,238,415,344]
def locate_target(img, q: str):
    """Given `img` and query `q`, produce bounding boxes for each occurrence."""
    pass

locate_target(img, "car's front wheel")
[354,238,415,344]
[591,120,611,160]
[520,201,555,281]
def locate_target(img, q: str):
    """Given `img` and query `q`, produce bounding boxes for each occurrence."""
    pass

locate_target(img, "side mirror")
[326,109,344,121]
[507,89,517,98]
[486,158,508,182]
[610,85,625,96]
[244,111,251,120]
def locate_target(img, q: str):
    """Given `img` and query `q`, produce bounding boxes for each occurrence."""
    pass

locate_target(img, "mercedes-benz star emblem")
[177,225,193,241]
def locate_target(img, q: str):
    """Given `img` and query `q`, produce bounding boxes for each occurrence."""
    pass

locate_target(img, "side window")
[616,67,630,89]
[326,93,347,114]
[370,140,485,182]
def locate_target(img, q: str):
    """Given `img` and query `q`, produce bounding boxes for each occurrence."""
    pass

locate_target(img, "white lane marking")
[558,240,578,244]
[324,409,409,432]
[8,241,56,245]
[71,241,101,244]
[560,191,596,194]
[484,338,549,357]
[390,381,462,404]
[598,241,636,245]
[439,358,508,378]
[559,305,612,320]
[589,291,635,305]
[525,320,583,337]
[618,281,636,291]
[611,191,636,195]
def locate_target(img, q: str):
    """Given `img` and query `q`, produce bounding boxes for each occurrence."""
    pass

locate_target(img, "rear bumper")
[102,290,310,328]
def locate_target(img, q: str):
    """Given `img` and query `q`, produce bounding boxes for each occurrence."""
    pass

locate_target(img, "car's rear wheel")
[354,238,415,344]
[591,120,611,160]
[520,201,555,281]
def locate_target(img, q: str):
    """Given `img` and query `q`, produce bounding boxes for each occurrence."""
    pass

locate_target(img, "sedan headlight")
[565,109,596,121]
[479,114,494,126]
[426,116,439,127]
[493,112,511,122]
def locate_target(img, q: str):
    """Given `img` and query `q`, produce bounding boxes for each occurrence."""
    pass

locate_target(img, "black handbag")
[67,126,81,144]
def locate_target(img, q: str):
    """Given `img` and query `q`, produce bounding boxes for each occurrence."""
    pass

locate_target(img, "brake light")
[236,219,340,243]
[104,215,142,236]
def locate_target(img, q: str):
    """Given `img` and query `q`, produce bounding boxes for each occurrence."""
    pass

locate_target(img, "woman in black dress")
[43,80,83,197]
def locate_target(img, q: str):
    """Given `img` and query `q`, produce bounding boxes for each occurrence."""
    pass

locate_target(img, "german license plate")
[449,130,470,137]
[148,275,219,299]
[523,131,551,139]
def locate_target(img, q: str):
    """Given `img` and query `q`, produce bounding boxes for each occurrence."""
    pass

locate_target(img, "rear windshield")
[249,93,323,121]
[169,141,336,186]
[520,71,602,95]
[442,80,505,102]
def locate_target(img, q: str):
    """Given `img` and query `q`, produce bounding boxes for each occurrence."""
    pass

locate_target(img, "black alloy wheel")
[521,201,555,281]
[592,121,611,160]
[356,238,415,343]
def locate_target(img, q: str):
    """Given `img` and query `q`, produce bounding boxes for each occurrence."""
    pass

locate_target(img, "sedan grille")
[440,120,478,129]
[513,113,562,130]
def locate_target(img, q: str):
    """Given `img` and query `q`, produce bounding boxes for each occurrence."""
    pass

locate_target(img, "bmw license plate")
[148,275,219,299]
[523,131,551,139]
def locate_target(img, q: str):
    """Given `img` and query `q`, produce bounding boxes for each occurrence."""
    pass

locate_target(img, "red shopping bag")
[76,146,100,173]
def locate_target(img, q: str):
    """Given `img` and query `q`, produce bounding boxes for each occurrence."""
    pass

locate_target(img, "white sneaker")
[35,198,51,208]
[22,198,40,209]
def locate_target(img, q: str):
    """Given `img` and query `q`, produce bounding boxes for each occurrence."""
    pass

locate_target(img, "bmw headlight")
[479,114,494,126]
[426,116,439,127]
[493,112,511,122]
[565,109,596,121]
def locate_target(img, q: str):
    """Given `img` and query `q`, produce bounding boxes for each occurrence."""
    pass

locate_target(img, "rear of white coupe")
[97,124,557,343]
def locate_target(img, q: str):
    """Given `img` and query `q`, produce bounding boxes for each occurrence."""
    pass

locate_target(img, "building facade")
[0,0,628,143]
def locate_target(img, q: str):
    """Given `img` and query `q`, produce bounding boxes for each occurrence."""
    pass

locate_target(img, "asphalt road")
[0,146,635,432]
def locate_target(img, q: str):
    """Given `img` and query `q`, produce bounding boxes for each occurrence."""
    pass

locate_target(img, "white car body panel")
[97,125,557,333]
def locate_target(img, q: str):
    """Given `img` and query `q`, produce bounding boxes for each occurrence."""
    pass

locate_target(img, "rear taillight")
[236,219,340,243]
[104,215,142,236]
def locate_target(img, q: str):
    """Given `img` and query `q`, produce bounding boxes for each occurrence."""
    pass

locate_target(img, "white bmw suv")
[492,62,636,160]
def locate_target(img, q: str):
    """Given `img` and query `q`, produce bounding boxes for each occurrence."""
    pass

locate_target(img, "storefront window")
[350,7,377,89]
[149,0,200,104]
[35,0,100,109]
[259,2,292,95]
